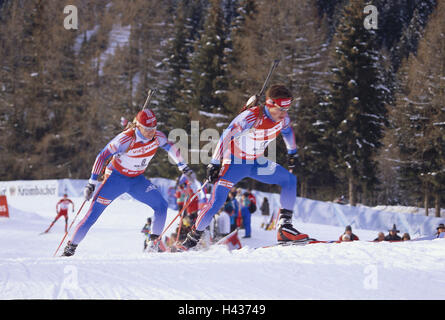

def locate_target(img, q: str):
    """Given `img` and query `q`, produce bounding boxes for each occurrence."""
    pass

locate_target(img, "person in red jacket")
[338,225,359,242]
[247,188,257,214]
[43,194,74,233]
[185,183,199,224]
[176,182,187,212]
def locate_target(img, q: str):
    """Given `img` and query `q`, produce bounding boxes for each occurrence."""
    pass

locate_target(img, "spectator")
[260,197,270,228]
[215,208,231,240]
[226,192,239,232]
[175,182,187,212]
[384,224,402,241]
[247,188,257,214]
[141,217,152,251]
[184,183,199,225]
[141,217,152,234]
[339,225,359,242]
[235,188,243,228]
[166,234,176,247]
[435,223,445,238]
[402,233,411,241]
[334,195,347,204]
[176,215,192,242]
[374,232,385,242]
[241,192,252,238]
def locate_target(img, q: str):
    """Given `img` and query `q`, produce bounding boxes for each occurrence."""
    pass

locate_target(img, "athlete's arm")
[210,109,257,164]
[281,114,297,155]
[156,131,188,171]
[89,131,133,182]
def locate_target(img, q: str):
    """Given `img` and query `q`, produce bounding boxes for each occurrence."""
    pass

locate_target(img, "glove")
[287,153,299,170]
[180,165,197,183]
[181,165,194,178]
[206,163,221,183]
[83,183,96,201]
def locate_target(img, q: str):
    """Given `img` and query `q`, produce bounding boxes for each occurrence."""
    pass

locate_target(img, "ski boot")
[144,234,162,253]
[180,228,204,251]
[277,209,309,243]
[61,241,78,257]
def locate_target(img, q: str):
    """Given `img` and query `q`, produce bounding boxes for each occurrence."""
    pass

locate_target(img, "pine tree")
[390,0,437,70]
[0,0,88,179]
[162,0,207,131]
[322,0,390,205]
[225,0,257,114]
[190,0,229,116]
[391,1,445,216]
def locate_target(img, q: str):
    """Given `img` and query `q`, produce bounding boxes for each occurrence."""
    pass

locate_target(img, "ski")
[258,239,339,249]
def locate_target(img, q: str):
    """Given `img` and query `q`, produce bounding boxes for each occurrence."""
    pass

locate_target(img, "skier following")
[181,84,310,250]
[177,173,207,221]
[62,108,195,256]
[43,194,74,234]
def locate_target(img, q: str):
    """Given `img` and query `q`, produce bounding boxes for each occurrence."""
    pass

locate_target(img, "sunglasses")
[138,124,157,131]
[271,102,291,112]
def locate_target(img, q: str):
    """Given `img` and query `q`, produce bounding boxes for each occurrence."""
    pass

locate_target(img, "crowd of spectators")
[337,223,445,242]
[144,184,445,251]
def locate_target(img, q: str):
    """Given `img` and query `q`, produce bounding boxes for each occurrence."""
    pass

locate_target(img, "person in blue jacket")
[240,192,252,238]
[226,191,239,232]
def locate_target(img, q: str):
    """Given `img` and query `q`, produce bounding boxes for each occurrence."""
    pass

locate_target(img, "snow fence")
[1,178,444,236]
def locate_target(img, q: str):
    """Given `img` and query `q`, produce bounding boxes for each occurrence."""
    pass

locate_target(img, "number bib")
[111,138,159,177]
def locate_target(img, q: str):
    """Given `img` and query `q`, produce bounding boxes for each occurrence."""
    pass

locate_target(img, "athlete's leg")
[251,159,297,211]
[70,172,127,245]
[194,163,249,232]
[45,213,62,232]
[128,176,168,236]
[251,158,308,241]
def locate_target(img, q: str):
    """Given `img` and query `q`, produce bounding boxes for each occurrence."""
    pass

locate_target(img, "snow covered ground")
[1,195,445,300]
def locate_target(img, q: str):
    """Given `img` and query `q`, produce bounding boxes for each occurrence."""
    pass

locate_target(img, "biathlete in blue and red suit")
[181,84,310,249]
[62,108,195,256]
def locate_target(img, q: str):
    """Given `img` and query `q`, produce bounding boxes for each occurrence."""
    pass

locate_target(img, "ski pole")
[53,199,87,257]
[175,210,185,243]
[240,59,280,129]
[155,179,208,245]
[141,88,157,111]
[258,59,280,98]
[274,209,280,230]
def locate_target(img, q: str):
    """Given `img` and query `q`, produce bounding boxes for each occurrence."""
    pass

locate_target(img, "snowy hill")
[1,191,445,300]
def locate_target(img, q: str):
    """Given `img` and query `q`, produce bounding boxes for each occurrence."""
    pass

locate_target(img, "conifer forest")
[1,0,444,215]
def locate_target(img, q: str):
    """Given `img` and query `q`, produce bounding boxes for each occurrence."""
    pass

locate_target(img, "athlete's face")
[138,124,156,140]
[268,105,288,122]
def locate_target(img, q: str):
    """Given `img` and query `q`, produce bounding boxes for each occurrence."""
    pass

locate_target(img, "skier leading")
[62,108,194,256]
[181,84,310,249]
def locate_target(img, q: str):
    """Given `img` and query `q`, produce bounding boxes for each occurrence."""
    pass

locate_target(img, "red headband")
[266,97,292,109]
